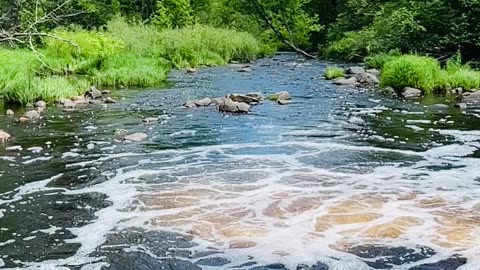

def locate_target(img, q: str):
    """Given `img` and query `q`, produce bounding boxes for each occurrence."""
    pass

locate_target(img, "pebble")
[34,101,47,108]
[104,97,117,104]
[0,130,11,142]
[6,110,14,116]
[124,132,148,142]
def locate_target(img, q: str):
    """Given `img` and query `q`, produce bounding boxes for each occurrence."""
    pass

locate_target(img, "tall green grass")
[381,54,480,94]
[0,18,269,104]
[381,55,444,94]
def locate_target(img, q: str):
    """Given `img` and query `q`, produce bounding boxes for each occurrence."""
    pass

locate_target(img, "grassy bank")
[0,18,273,104]
[380,54,480,94]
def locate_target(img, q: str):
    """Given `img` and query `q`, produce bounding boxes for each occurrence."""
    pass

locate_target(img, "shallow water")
[0,53,479,270]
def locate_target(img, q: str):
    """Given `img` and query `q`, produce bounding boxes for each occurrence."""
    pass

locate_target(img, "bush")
[324,66,345,79]
[381,55,443,94]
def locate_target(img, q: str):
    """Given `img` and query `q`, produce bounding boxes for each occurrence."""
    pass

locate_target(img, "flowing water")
[0,53,479,270]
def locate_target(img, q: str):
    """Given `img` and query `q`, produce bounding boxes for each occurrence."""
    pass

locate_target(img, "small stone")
[382,87,396,95]
[0,130,11,142]
[429,104,450,110]
[114,129,128,140]
[229,94,261,104]
[218,98,251,113]
[25,110,40,120]
[104,97,117,104]
[454,103,467,110]
[184,98,212,107]
[277,91,291,101]
[278,99,290,105]
[26,103,34,109]
[34,101,47,108]
[6,109,14,116]
[101,90,111,95]
[124,132,148,142]
[246,92,264,101]
[334,77,358,85]
[19,117,30,123]
[62,108,77,113]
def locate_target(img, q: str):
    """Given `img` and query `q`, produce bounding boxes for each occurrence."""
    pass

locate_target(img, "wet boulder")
[357,73,379,85]
[6,109,14,116]
[0,130,11,142]
[34,100,47,108]
[463,90,480,103]
[124,132,148,142]
[334,77,358,85]
[24,110,40,120]
[367,69,381,76]
[268,91,291,101]
[402,87,423,98]
[185,68,198,74]
[454,103,467,110]
[346,66,366,75]
[238,67,253,73]
[184,98,212,108]
[247,92,264,101]
[85,86,102,99]
[218,98,251,113]
[104,97,117,104]
[114,129,128,140]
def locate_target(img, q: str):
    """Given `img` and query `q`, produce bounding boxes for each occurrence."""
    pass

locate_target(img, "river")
[0,53,479,270]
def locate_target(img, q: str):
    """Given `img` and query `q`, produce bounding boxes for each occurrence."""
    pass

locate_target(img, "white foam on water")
[6,130,480,269]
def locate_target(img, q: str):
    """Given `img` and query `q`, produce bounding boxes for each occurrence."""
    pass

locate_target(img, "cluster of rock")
[333,67,380,87]
[183,91,291,113]
[60,87,116,112]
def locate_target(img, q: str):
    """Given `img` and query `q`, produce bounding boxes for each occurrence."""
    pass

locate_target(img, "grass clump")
[381,55,443,94]
[324,66,345,79]
[444,54,480,90]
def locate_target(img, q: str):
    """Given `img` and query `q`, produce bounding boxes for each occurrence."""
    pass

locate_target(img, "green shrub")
[381,55,443,94]
[324,66,345,79]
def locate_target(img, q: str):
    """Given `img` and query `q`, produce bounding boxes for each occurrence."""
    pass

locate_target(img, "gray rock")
[277,91,291,101]
[184,98,212,108]
[454,103,467,110]
[19,117,30,123]
[62,108,77,113]
[143,117,159,123]
[74,98,89,106]
[367,69,381,76]
[124,132,148,142]
[26,103,34,109]
[0,130,11,142]
[34,101,47,108]
[463,90,480,103]
[24,110,40,120]
[454,87,463,95]
[218,98,251,113]
[278,99,290,105]
[346,66,366,75]
[382,87,396,95]
[357,73,379,85]
[104,97,117,104]
[229,94,261,104]
[334,77,358,85]
[403,87,423,98]
[85,86,102,99]
[62,99,76,108]
[6,109,14,116]
[114,129,128,140]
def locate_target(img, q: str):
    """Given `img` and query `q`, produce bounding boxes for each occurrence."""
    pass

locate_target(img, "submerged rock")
[124,132,148,142]
[85,86,102,99]
[184,98,212,108]
[403,87,423,98]
[218,98,251,113]
[335,77,358,85]
[463,90,480,103]
[34,101,47,108]
[0,130,11,142]
[454,103,467,110]
[238,67,253,73]
[346,66,366,75]
[6,109,14,116]
[25,110,40,120]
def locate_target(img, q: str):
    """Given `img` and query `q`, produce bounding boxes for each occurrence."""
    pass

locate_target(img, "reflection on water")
[0,53,479,269]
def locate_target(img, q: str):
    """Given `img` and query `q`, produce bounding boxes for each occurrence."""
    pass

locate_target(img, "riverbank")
[0,18,274,105]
